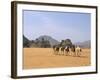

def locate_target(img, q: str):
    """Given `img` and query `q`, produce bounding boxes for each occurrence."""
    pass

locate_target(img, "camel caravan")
[53,39,82,57]
[53,45,82,57]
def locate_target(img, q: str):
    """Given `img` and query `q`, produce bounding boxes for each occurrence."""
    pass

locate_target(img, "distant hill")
[74,40,91,48]
[23,35,30,47]
[23,35,29,43]
[36,35,60,47]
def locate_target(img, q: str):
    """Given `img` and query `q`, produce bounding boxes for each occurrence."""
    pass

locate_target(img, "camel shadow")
[72,55,88,58]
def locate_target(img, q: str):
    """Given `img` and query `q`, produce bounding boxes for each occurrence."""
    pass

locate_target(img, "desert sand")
[23,48,90,69]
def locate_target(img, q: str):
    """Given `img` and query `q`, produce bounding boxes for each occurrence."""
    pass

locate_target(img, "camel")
[53,44,82,57]
[53,45,60,55]
[60,46,65,55]
[75,46,82,57]
[65,46,70,56]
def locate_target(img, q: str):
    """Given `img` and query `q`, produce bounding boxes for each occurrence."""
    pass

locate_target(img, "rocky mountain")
[23,35,30,47]
[23,35,29,44]
[36,35,60,47]
[74,40,91,48]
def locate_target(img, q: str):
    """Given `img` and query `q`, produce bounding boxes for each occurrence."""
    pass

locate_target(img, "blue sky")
[23,10,91,43]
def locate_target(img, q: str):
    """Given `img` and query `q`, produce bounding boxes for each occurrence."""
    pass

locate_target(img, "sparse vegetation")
[23,35,51,48]
[23,35,79,48]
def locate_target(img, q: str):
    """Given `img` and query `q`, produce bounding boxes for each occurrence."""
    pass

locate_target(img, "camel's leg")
[69,51,72,55]
[53,49,57,55]
[62,51,64,55]
[73,52,76,57]
[65,51,68,56]
[77,51,80,57]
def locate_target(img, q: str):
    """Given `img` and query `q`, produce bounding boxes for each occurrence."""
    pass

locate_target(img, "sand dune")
[23,48,90,69]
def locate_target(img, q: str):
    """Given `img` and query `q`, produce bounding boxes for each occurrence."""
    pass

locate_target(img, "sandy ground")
[23,48,91,69]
